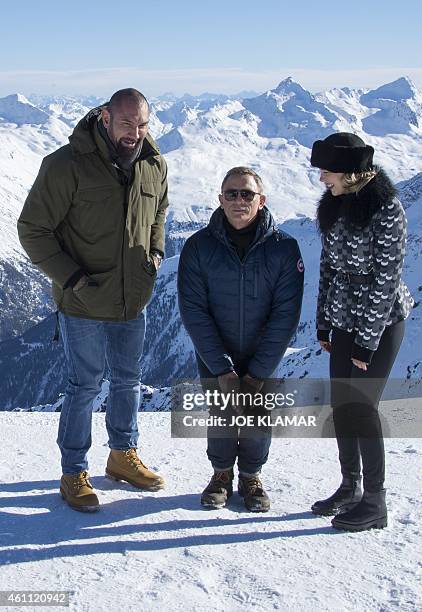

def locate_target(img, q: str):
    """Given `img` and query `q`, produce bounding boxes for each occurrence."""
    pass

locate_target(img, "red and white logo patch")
[297,258,304,273]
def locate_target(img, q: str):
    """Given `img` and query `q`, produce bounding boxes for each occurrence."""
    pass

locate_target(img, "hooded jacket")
[178,207,304,379]
[316,168,414,362]
[17,107,168,321]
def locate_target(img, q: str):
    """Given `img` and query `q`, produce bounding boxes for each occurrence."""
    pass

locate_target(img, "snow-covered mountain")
[1,172,420,410]
[0,93,51,126]
[242,77,339,147]
[0,77,421,408]
[360,77,422,136]
[0,94,74,339]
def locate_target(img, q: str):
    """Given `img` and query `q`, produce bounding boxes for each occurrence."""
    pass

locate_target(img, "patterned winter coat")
[316,168,414,363]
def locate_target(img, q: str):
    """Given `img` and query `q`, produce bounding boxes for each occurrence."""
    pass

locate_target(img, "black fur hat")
[311,132,374,173]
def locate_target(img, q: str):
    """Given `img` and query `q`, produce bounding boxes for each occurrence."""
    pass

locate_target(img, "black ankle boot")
[311,477,362,516]
[331,489,387,531]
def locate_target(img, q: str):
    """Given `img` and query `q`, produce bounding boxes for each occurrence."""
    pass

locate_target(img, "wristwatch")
[150,252,163,269]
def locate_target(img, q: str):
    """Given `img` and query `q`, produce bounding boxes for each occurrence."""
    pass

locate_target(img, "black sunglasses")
[222,189,261,202]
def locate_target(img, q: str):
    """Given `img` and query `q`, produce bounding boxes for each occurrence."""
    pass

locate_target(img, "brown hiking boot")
[201,469,234,509]
[238,475,270,512]
[60,471,100,512]
[105,449,165,491]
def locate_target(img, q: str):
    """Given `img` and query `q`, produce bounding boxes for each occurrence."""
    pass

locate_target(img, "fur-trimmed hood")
[317,167,397,234]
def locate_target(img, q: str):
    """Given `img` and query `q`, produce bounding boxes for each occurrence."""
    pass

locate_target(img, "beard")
[115,138,143,167]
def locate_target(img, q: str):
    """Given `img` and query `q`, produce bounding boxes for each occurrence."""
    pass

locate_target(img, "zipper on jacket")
[253,261,258,298]
[238,249,261,355]
[122,182,129,320]
[236,236,268,355]
[215,225,270,358]
[239,267,245,355]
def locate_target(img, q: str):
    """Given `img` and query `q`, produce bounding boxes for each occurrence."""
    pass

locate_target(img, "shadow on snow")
[0,476,339,565]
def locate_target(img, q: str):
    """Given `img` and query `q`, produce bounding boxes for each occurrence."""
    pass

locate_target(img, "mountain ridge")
[0,76,421,407]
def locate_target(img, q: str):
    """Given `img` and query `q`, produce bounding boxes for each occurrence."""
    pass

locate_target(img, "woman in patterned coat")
[309,133,413,531]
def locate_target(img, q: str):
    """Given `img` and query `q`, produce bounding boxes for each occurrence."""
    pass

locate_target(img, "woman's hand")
[351,358,368,371]
[319,340,331,353]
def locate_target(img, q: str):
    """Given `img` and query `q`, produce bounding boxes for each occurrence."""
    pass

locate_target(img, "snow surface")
[0,413,421,612]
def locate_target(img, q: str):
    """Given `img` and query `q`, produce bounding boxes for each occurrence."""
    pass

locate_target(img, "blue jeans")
[58,310,146,475]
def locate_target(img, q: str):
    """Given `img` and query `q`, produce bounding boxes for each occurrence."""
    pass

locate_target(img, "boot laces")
[73,470,92,491]
[212,470,232,484]
[242,476,264,496]
[207,470,232,492]
[124,449,147,471]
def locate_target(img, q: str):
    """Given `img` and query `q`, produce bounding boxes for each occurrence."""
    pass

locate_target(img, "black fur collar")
[316,167,397,233]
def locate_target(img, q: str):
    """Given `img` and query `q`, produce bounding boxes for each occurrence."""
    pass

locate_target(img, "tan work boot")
[105,449,165,491]
[60,471,100,512]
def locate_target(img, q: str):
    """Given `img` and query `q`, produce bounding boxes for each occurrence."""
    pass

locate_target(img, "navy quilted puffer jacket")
[178,207,304,378]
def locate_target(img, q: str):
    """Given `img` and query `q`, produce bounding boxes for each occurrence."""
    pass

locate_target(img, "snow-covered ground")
[0,412,421,612]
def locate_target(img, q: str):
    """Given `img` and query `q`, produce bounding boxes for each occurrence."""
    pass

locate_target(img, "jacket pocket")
[72,187,122,244]
[140,182,160,225]
[137,263,156,309]
[69,270,122,318]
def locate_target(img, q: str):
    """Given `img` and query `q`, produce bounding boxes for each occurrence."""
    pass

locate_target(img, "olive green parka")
[17,107,168,321]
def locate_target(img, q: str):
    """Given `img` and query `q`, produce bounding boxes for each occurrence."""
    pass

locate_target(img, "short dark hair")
[108,88,149,114]
[221,166,264,193]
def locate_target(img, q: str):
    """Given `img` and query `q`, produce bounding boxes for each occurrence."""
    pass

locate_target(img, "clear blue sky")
[1,0,421,96]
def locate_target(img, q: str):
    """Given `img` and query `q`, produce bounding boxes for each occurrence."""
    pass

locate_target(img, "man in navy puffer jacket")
[178,167,304,512]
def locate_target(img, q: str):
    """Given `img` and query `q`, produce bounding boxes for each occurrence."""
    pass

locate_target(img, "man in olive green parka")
[18,88,168,512]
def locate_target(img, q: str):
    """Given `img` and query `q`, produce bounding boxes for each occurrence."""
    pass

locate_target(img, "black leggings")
[329,320,405,491]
